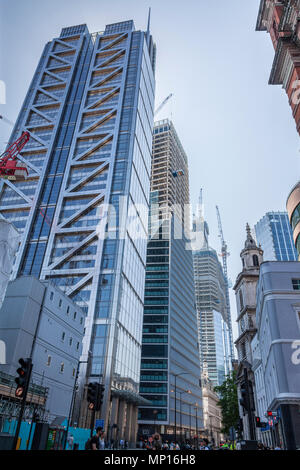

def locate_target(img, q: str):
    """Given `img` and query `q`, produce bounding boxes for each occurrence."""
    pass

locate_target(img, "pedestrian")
[86,426,103,450]
[152,433,162,450]
[99,432,105,450]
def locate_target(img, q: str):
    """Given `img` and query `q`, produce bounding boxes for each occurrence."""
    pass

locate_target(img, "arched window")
[239,290,244,311]
[253,254,259,267]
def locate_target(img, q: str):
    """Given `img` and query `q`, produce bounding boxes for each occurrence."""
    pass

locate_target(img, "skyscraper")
[138,120,203,439]
[193,247,229,387]
[192,200,230,387]
[0,20,156,438]
[255,211,298,261]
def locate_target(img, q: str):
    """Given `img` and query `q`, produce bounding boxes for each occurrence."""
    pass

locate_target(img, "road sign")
[95,419,104,429]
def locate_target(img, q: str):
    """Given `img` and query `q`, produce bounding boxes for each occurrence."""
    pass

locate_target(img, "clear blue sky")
[1,0,299,340]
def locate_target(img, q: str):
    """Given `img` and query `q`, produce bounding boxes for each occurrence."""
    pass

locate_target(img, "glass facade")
[193,247,229,387]
[0,21,156,428]
[138,121,203,438]
[255,212,298,261]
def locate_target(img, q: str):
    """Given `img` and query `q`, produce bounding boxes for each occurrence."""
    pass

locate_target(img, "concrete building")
[0,19,156,438]
[256,1,300,136]
[287,181,300,259]
[0,276,85,420]
[234,224,263,441]
[255,211,298,261]
[255,261,300,450]
[0,220,20,309]
[138,120,203,440]
[201,365,223,447]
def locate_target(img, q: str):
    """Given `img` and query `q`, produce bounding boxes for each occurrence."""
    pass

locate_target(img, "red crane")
[0,131,30,181]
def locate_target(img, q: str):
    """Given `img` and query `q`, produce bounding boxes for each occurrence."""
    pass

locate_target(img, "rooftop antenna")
[146,7,151,47]
[198,188,204,219]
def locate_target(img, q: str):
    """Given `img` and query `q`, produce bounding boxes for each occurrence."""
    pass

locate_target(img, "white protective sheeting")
[0,219,20,308]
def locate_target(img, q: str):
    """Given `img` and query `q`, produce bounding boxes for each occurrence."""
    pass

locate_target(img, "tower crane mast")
[216,205,234,368]
[0,131,29,180]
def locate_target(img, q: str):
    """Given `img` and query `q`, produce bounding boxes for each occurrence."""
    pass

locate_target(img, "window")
[239,290,244,311]
[47,356,51,366]
[292,279,300,290]
[67,306,70,315]
[59,299,62,308]
[72,368,76,377]
[76,342,80,350]
[253,255,259,267]
[62,332,65,341]
[60,363,64,373]
[69,338,73,346]
[74,311,77,320]
[50,292,54,301]
[80,317,84,325]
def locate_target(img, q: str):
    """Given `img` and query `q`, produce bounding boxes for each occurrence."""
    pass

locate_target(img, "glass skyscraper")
[0,20,156,439]
[255,211,298,261]
[192,247,229,387]
[138,120,203,439]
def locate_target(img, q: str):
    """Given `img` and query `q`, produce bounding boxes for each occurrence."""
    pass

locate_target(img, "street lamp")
[153,409,158,434]
[194,403,199,449]
[171,371,194,444]
[171,389,192,444]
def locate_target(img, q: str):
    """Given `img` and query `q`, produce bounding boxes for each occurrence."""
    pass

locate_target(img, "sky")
[1,0,299,342]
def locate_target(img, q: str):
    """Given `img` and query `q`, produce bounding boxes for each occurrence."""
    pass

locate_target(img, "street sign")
[95,419,104,430]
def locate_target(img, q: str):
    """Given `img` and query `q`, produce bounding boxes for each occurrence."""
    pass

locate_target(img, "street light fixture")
[171,371,194,444]
[153,409,158,434]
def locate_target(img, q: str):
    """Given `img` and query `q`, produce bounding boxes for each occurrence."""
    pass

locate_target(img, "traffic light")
[96,384,105,411]
[87,383,105,411]
[15,358,32,398]
[87,382,98,410]
[255,416,261,427]
[239,383,250,413]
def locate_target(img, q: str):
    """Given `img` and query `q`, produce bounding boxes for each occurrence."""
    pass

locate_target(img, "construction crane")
[0,131,29,181]
[216,205,234,370]
[154,93,173,117]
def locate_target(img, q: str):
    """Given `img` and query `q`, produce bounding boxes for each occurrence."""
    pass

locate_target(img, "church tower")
[233,224,263,441]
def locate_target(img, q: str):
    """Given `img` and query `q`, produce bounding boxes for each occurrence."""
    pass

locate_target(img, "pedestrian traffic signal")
[87,382,105,411]
[255,416,261,427]
[15,358,32,398]
[87,382,98,410]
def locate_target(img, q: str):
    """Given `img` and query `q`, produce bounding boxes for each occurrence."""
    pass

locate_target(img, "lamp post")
[195,403,199,449]
[171,389,192,444]
[153,409,158,434]
[171,372,193,444]
[189,403,192,441]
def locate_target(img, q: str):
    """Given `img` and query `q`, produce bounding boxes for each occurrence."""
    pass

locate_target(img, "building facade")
[201,365,223,447]
[0,20,156,437]
[234,225,263,441]
[255,211,298,261]
[287,181,300,258]
[255,262,300,450]
[0,220,20,308]
[256,0,300,136]
[193,241,230,387]
[0,276,84,420]
[138,120,203,440]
